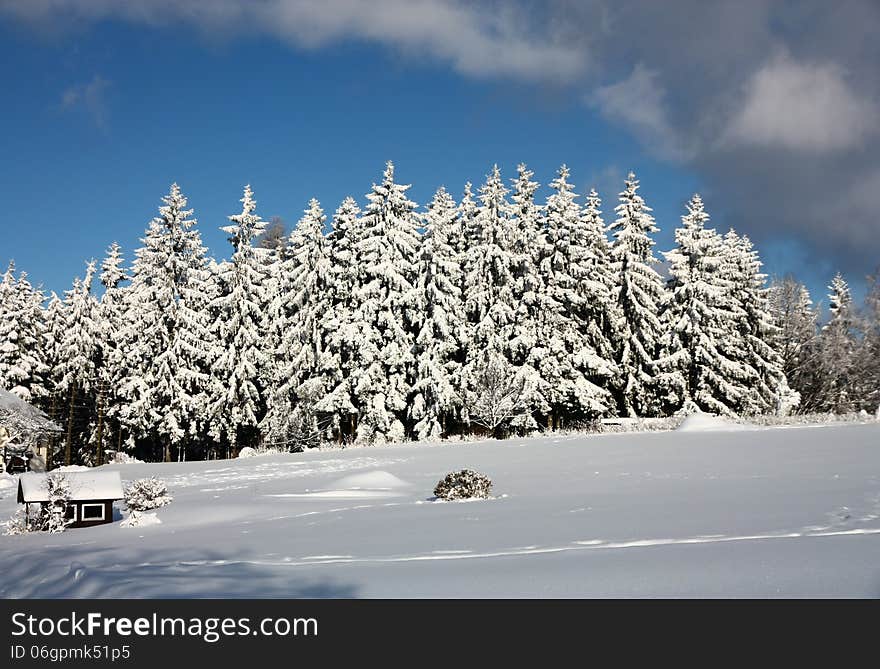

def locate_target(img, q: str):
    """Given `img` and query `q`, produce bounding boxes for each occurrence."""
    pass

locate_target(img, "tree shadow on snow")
[0,543,361,599]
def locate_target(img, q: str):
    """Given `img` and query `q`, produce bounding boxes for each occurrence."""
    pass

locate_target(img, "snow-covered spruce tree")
[255,227,287,447]
[508,164,545,332]
[453,181,479,326]
[536,166,615,426]
[206,185,269,452]
[461,172,513,353]
[100,241,127,292]
[263,198,331,449]
[767,276,819,411]
[97,242,129,463]
[117,184,212,461]
[40,291,67,466]
[608,172,666,416]
[56,261,100,465]
[507,164,551,426]
[315,196,363,444]
[855,271,880,414]
[0,262,17,391]
[0,263,50,402]
[657,196,751,415]
[722,230,792,415]
[819,273,859,413]
[347,162,421,444]
[459,165,534,432]
[441,186,466,261]
[581,188,622,370]
[19,272,51,403]
[409,186,465,440]
[57,262,99,396]
[456,182,479,258]
[42,291,67,371]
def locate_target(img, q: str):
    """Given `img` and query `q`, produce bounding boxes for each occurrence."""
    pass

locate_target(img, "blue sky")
[2,2,877,310]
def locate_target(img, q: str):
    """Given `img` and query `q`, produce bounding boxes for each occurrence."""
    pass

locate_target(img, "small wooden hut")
[17,470,124,528]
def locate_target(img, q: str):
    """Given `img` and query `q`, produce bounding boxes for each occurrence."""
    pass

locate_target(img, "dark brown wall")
[66,500,115,528]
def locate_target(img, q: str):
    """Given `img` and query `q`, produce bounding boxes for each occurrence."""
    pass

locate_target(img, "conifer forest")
[2,162,878,465]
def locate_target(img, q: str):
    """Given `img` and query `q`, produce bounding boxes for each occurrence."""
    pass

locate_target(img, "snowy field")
[1,422,879,598]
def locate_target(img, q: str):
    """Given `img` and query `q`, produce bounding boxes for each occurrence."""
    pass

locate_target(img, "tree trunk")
[45,438,53,473]
[65,384,77,467]
[46,393,57,472]
[95,383,105,466]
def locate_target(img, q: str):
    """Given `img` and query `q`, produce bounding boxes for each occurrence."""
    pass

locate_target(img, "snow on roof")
[17,470,124,503]
[0,387,61,434]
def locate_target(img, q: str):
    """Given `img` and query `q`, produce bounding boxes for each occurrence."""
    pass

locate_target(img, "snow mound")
[331,470,412,490]
[676,411,750,432]
[120,511,162,528]
[53,465,91,472]
[268,470,413,500]
[237,447,258,458]
[268,490,402,500]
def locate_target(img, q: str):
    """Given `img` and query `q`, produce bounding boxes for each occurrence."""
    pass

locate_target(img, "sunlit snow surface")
[1,423,879,598]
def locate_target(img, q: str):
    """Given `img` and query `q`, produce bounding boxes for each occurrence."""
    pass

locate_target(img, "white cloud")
[723,52,878,152]
[585,164,623,202]
[7,0,880,272]
[1,0,588,83]
[590,64,691,161]
[829,167,880,249]
[60,75,111,128]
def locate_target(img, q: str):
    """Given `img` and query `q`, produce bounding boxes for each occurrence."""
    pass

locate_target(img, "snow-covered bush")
[284,399,324,452]
[124,477,173,512]
[3,505,41,535]
[238,445,286,458]
[120,511,161,528]
[112,452,144,464]
[41,474,72,533]
[3,474,72,535]
[744,412,876,428]
[675,399,701,417]
[434,469,493,501]
[774,382,801,417]
[565,419,603,434]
